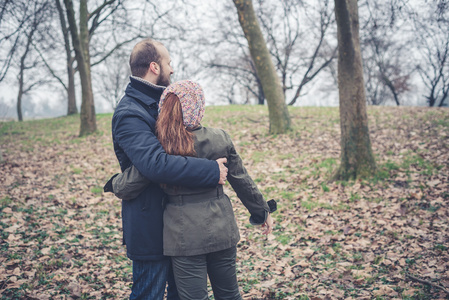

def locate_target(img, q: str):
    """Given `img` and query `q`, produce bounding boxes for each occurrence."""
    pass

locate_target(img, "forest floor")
[0,106,448,299]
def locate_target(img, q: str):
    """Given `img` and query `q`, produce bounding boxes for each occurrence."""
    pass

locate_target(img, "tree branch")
[288,45,337,105]
[89,2,120,38]
[91,36,142,67]
[23,79,52,94]
[88,0,115,20]
[406,273,449,294]
[32,42,67,90]
[0,0,12,26]
[209,63,257,77]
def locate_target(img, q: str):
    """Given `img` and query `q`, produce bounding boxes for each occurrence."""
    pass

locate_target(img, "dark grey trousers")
[171,247,242,300]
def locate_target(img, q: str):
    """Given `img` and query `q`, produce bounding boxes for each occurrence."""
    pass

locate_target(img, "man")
[109,38,227,299]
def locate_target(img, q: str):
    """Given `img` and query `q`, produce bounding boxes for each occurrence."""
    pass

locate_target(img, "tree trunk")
[67,66,77,115]
[17,71,23,121]
[381,74,400,106]
[257,80,265,105]
[64,0,96,136]
[333,0,376,180]
[233,0,290,134]
[55,0,78,115]
[17,47,26,121]
[17,27,35,122]
[438,93,448,107]
[428,94,436,107]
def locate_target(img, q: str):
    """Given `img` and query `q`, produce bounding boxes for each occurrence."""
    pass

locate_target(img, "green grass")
[0,114,81,148]
[434,118,449,127]
[1,196,12,208]
[250,151,268,163]
[434,244,448,251]
[318,157,338,173]
[71,167,83,174]
[275,234,292,245]
[301,199,334,211]
[90,186,103,195]
[280,190,296,201]
[401,153,436,175]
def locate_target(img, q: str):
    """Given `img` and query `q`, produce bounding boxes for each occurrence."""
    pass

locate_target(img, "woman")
[112,80,274,300]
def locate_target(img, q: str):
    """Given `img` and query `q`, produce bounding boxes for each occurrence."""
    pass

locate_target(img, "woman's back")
[162,126,230,196]
[162,126,240,256]
[162,125,269,257]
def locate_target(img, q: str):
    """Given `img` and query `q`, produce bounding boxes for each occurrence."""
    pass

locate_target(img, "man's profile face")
[156,44,174,87]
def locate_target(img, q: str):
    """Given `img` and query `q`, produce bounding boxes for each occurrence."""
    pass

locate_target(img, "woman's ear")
[149,62,160,75]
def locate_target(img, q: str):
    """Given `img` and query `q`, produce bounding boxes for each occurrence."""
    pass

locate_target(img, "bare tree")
[95,49,130,110]
[39,0,160,118]
[62,0,145,136]
[0,0,29,83]
[63,0,98,135]
[204,0,336,106]
[14,0,53,121]
[209,54,263,104]
[256,0,337,106]
[333,0,376,180]
[413,1,449,107]
[362,34,412,106]
[359,0,413,106]
[61,0,183,135]
[31,0,79,116]
[55,0,78,115]
[233,0,291,134]
[177,2,263,105]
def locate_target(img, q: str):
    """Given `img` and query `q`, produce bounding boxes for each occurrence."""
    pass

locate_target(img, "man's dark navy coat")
[112,77,219,261]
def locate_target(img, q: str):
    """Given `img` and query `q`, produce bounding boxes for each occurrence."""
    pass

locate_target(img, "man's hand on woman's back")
[216,158,228,185]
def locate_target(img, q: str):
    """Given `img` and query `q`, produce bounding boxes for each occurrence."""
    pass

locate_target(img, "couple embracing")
[105,38,275,300]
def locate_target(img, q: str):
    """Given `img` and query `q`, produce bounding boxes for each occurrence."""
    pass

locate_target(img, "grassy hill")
[1,106,448,299]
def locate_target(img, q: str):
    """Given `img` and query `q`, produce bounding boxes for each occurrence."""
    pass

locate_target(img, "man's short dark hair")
[129,39,162,78]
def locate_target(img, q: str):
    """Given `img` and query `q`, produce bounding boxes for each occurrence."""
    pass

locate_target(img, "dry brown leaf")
[2,207,12,214]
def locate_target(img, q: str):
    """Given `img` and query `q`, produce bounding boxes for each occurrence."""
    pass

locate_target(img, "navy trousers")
[130,259,179,300]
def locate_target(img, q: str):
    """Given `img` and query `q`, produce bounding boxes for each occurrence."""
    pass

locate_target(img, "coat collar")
[125,76,165,107]
[190,125,203,132]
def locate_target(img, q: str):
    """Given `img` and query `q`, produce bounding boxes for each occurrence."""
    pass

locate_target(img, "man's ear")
[149,62,160,75]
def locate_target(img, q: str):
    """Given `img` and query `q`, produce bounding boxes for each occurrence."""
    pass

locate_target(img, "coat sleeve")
[112,110,219,188]
[111,165,150,200]
[224,131,270,225]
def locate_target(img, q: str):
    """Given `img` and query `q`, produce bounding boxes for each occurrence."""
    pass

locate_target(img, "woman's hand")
[262,213,274,235]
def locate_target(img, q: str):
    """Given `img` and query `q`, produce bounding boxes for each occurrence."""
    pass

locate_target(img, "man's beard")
[156,68,171,87]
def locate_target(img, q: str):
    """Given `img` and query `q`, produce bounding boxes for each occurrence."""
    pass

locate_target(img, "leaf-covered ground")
[0,106,448,299]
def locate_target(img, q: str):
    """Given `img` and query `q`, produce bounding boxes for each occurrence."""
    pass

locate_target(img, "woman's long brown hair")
[156,93,196,158]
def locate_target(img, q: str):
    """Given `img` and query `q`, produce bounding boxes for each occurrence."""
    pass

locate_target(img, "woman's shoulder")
[196,126,231,141]
[193,126,233,159]
[200,126,227,134]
